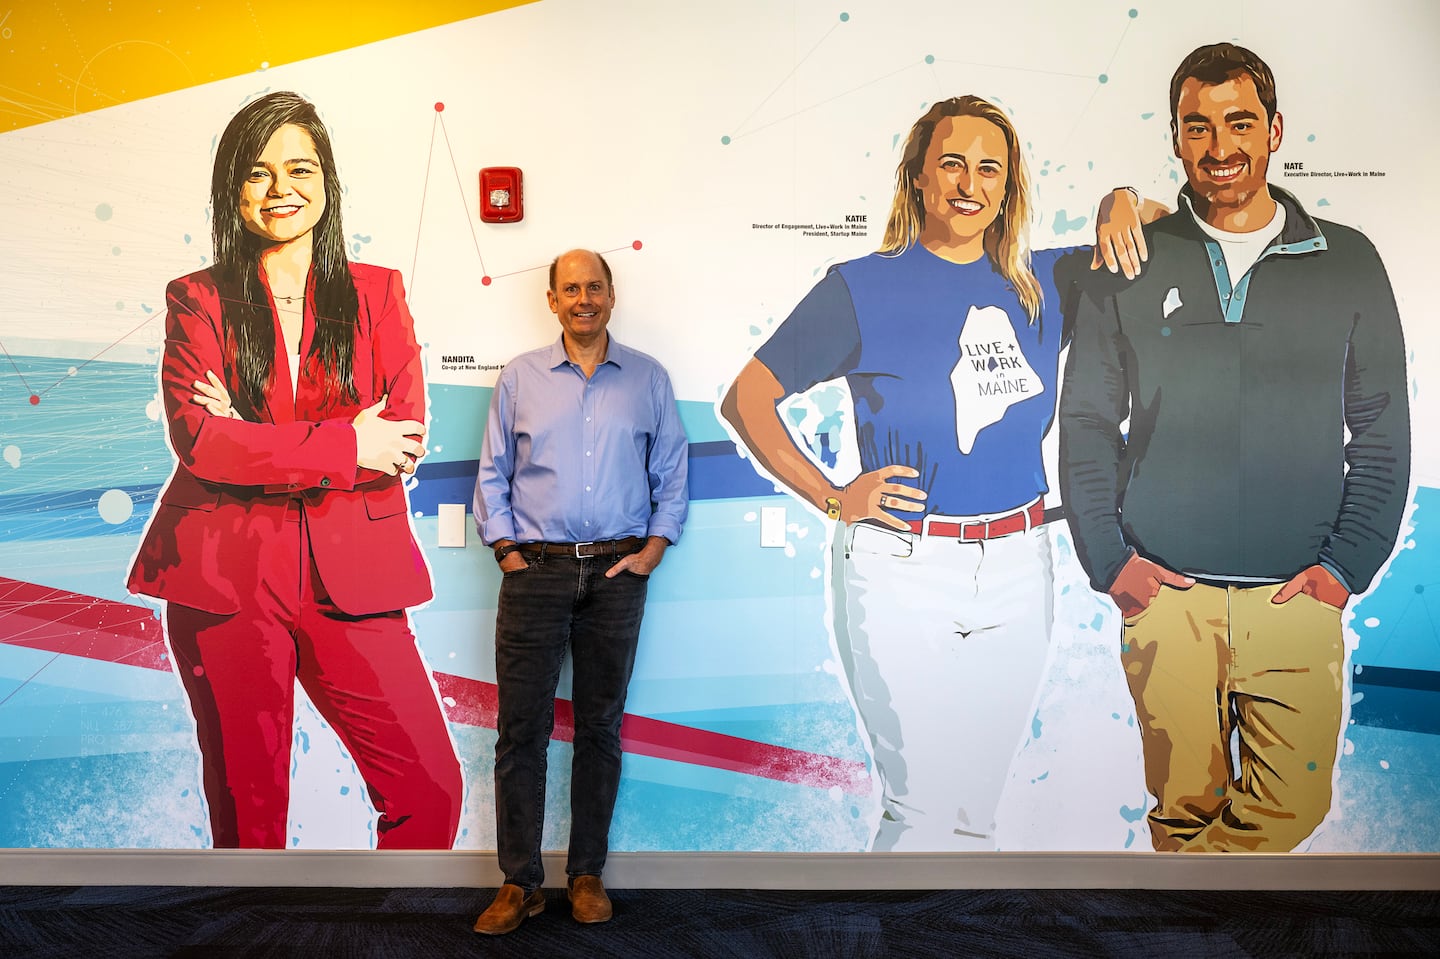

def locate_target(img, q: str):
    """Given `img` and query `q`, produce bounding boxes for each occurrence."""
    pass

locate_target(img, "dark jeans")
[493,547,649,891]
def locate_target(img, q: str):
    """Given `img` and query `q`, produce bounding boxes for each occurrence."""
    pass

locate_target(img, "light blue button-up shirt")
[474,334,688,546]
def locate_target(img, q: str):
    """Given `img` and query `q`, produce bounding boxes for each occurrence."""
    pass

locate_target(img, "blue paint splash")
[1052,210,1088,235]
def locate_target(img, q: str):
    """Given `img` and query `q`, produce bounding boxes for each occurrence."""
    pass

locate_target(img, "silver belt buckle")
[574,541,595,558]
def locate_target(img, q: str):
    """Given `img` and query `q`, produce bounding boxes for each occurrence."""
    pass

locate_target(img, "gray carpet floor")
[3,886,1439,957]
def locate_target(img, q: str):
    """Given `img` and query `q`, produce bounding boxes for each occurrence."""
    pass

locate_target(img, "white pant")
[834,522,1054,851]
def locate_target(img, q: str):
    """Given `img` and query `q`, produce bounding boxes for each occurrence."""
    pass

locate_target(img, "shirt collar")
[546,333,626,372]
[1177,182,1324,248]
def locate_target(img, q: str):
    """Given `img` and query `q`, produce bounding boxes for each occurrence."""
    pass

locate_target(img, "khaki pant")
[1121,581,1345,852]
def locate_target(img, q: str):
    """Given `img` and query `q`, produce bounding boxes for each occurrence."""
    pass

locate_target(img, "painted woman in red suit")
[127,92,463,849]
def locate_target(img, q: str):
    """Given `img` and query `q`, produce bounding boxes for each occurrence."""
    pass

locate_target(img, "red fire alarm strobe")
[480,167,523,223]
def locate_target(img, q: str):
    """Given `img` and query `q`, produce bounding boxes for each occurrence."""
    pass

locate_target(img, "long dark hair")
[211,91,359,416]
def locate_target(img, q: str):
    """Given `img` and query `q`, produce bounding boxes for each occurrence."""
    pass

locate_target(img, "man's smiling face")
[548,250,615,348]
[1173,71,1283,228]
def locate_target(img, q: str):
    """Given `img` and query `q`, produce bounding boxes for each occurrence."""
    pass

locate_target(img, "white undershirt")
[1193,202,1286,285]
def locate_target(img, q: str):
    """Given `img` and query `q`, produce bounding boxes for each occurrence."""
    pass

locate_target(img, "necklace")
[274,294,305,303]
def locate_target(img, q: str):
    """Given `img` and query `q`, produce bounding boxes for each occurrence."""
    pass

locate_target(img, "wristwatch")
[493,543,524,563]
[824,496,842,520]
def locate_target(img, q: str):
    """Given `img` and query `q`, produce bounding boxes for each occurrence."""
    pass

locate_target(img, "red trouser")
[164,501,462,849]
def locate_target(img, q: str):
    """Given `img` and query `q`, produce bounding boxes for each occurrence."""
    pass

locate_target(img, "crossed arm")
[164,275,427,487]
[190,371,424,477]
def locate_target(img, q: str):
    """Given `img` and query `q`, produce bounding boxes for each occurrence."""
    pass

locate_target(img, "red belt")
[906,499,1045,541]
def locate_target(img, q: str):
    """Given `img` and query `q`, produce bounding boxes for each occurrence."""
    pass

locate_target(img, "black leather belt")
[516,536,646,559]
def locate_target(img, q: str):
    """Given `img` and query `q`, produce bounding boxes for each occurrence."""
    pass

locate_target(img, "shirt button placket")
[582,381,596,532]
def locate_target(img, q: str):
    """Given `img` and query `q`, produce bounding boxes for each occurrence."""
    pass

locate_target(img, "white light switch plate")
[760,506,786,547]
[437,503,467,548]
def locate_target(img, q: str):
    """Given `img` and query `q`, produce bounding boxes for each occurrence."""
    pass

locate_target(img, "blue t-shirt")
[755,243,1084,517]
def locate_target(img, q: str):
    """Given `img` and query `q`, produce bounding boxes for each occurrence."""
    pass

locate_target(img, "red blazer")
[127,263,433,617]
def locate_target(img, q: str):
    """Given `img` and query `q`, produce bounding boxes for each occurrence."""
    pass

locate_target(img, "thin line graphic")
[729,18,847,140]
[410,108,440,294]
[928,58,1096,81]
[437,110,486,276]
[1059,11,1137,151]
[0,338,36,396]
[729,60,924,144]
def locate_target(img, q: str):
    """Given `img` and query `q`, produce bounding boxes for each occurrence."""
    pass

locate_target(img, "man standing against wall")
[472,249,688,932]
[1059,43,1410,852]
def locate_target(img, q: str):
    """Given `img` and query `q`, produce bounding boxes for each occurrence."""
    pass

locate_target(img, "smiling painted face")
[1173,71,1283,230]
[238,123,327,247]
[914,114,1008,254]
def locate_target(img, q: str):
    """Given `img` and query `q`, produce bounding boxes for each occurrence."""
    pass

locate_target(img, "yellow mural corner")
[0,0,538,132]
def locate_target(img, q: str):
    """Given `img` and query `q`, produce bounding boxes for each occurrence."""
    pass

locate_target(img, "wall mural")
[0,0,1434,854]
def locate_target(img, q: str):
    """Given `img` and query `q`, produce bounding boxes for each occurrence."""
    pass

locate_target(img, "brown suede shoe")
[567,874,613,924]
[473,883,545,935]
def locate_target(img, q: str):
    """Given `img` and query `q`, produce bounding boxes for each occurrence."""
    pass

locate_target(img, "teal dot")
[1416,584,1425,594]
[112,246,121,255]
[925,54,934,64]
[1161,327,1171,336]
[1099,74,1109,84]
[721,135,731,145]
[839,12,849,21]
[1307,134,1316,142]
[95,203,113,221]
[1040,169,1048,176]
[1307,761,1318,771]
[183,233,192,244]
[1214,787,1225,796]
[1129,8,1138,17]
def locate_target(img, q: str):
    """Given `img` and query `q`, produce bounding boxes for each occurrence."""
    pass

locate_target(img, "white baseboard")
[3,849,1438,890]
